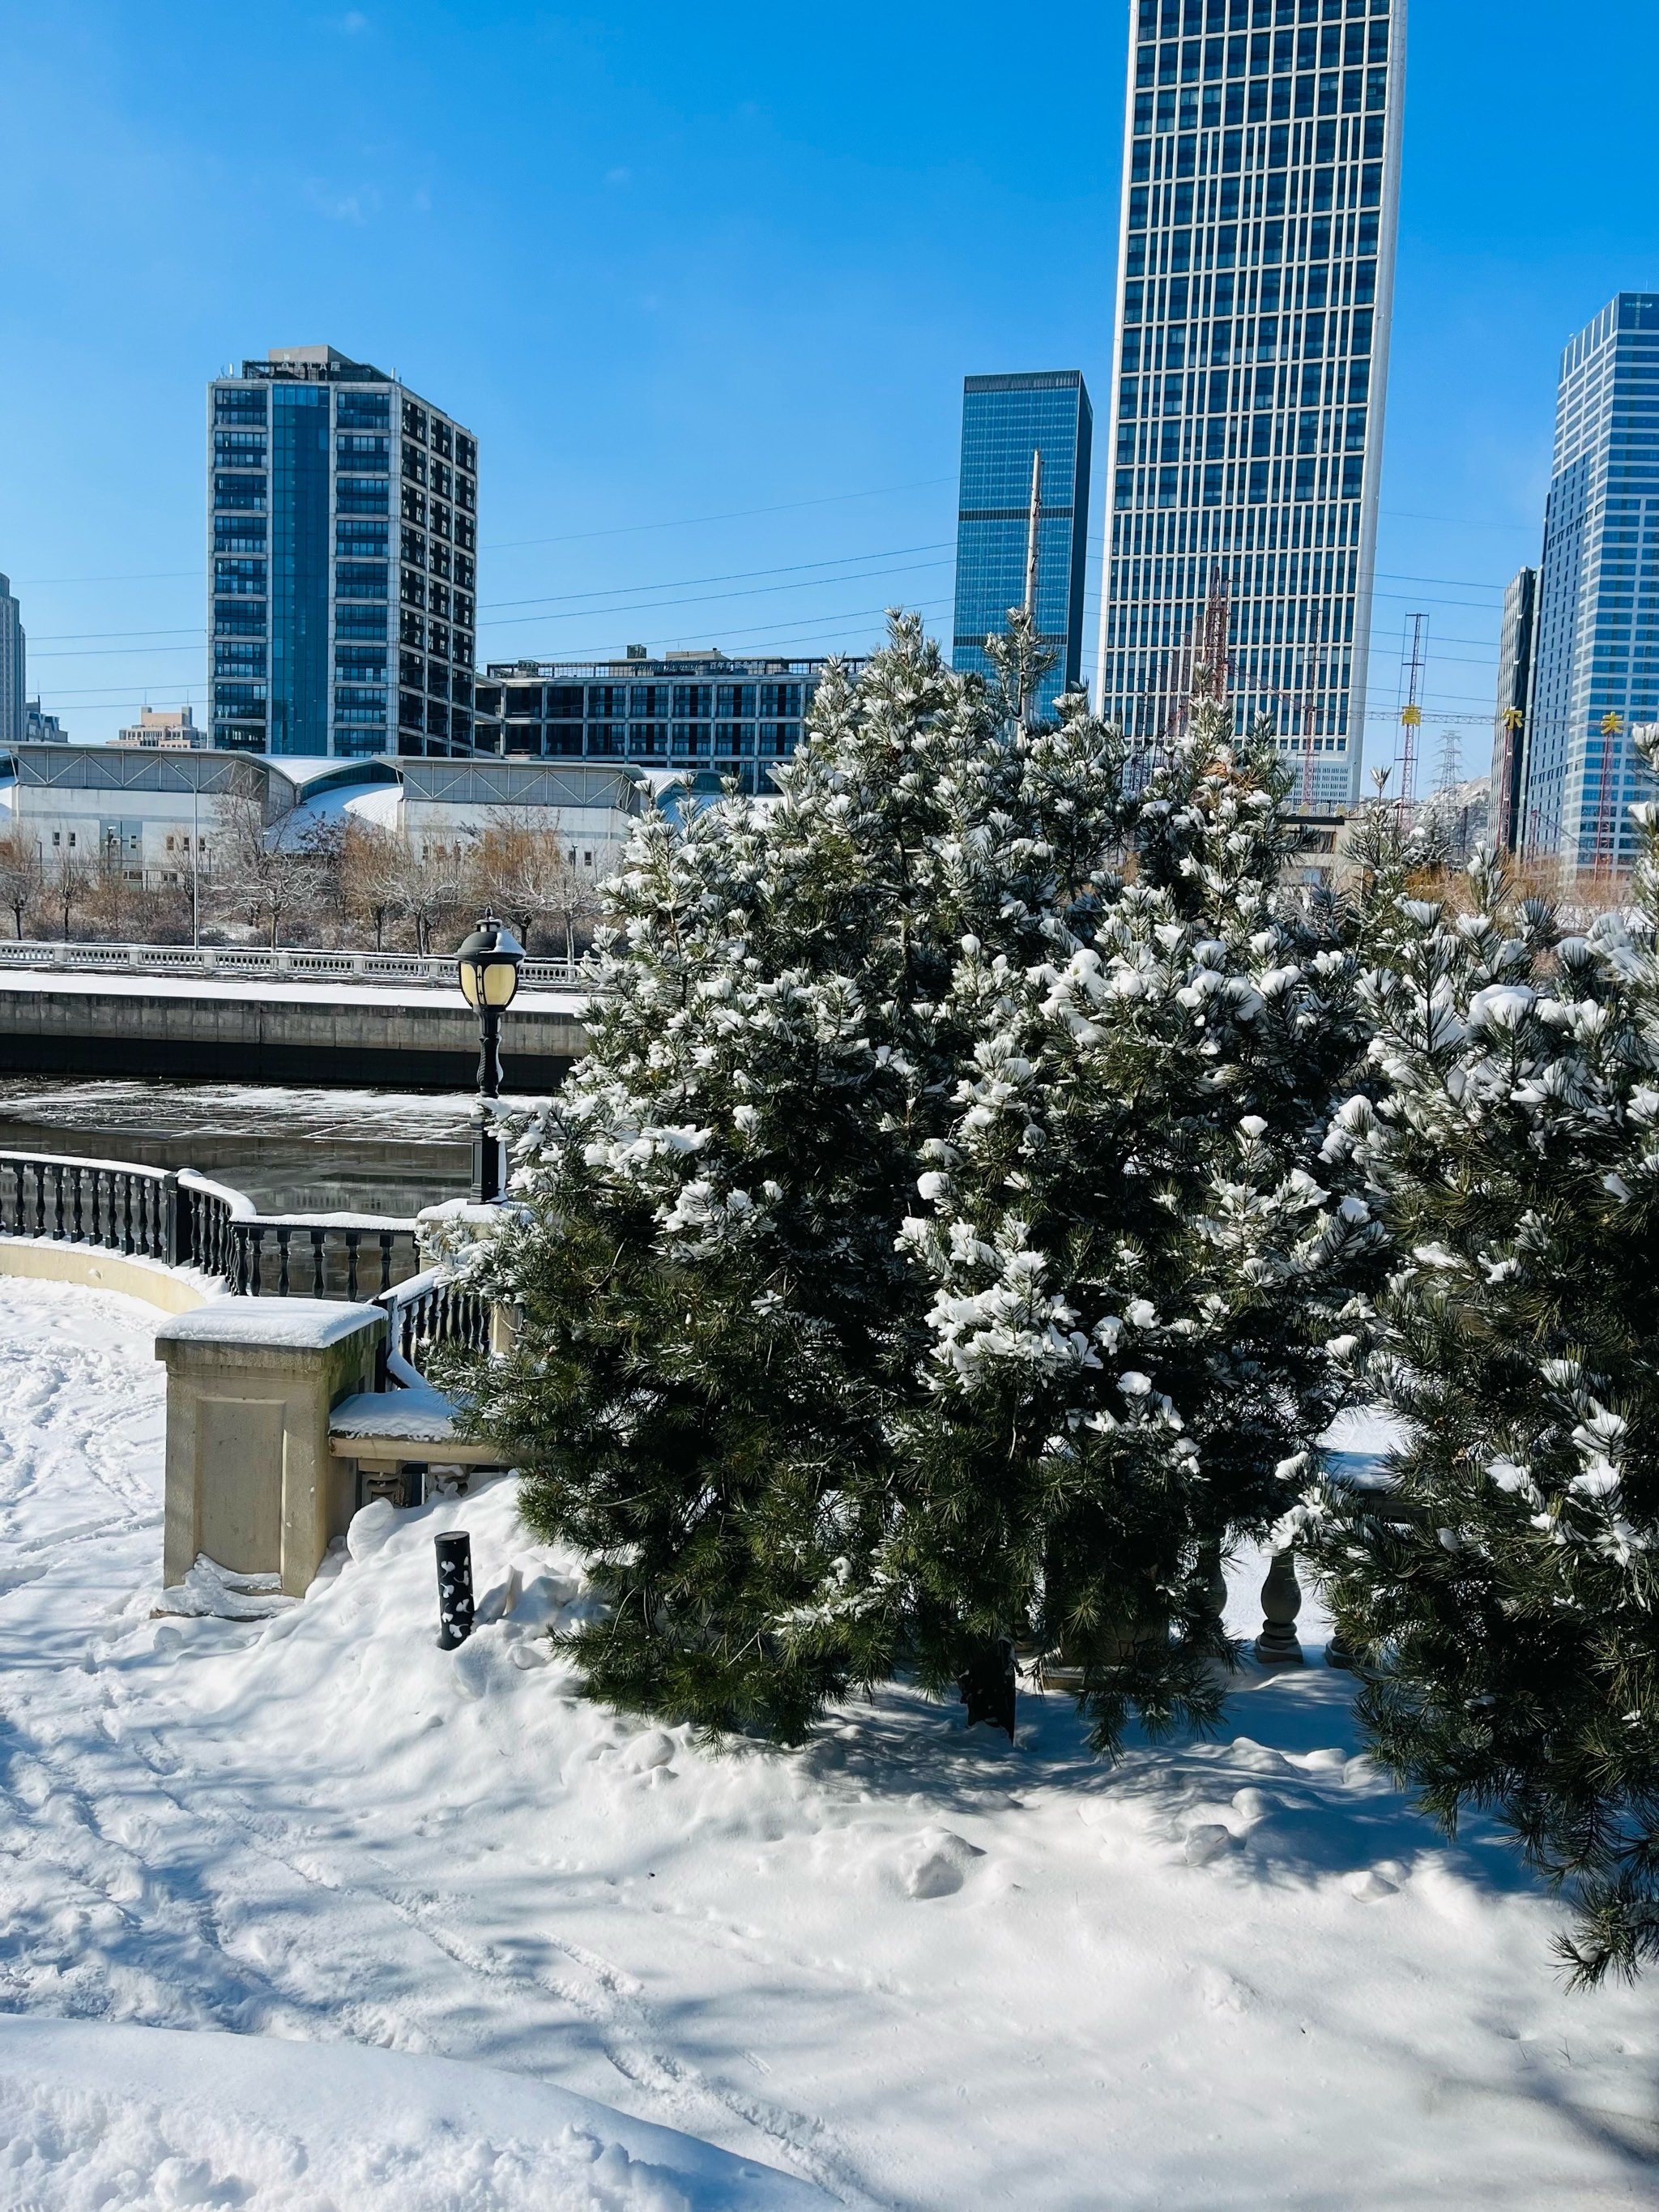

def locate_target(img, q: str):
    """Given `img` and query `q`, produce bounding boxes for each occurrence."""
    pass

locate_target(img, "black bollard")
[435,1531,475,1650]
[958,1635,1017,1740]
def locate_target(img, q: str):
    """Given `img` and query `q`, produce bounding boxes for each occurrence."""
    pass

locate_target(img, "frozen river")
[0,1078,540,1217]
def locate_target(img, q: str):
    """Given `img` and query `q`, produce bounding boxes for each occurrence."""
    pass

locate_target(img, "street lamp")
[455,915,523,1202]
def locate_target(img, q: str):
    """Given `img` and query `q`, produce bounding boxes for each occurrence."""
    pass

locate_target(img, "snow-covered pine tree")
[451,613,1132,1740]
[1304,794,1659,1983]
[895,691,1380,1750]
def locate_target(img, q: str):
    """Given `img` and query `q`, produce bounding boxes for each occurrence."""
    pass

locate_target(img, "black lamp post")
[455,915,523,1202]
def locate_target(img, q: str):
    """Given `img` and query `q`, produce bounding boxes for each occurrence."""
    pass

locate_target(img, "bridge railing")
[0,1150,421,1299]
[0,940,588,992]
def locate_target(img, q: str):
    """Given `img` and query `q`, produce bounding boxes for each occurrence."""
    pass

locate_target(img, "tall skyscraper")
[1490,565,1537,853]
[0,574,24,750]
[952,372,1093,723]
[208,347,479,759]
[1096,0,1405,807]
[1520,295,1659,873]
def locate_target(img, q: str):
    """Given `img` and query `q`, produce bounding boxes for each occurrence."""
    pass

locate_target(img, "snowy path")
[0,1279,1655,2208]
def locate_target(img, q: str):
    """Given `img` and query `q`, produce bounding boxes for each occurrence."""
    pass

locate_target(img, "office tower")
[952,372,1094,722]
[1489,566,1537,852]
[0,574,24,749]
[1096,0,1405,808]
[1521,295,1659,873]
[472,649,867,796]
[207,347,478,759]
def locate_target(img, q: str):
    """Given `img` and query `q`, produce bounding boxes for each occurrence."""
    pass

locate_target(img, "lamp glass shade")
[455,920,523,1011]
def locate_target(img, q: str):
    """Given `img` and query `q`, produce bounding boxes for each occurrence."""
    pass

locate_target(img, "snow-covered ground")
[0,1278,1656,2210]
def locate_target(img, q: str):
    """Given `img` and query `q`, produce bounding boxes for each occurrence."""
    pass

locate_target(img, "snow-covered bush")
[451,624,1375,1750]
[1306,792,1659,1983]
[897,694,1380,1749]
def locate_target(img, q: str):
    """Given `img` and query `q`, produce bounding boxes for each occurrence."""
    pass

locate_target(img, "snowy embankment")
[0,1280,1655,2210]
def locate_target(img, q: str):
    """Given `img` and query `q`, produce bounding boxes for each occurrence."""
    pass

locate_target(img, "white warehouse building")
[0,745,645,888]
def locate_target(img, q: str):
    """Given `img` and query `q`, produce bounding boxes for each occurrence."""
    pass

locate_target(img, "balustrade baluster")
[248,1226,263,1294]
[378,1232,394,1294]
[345,1232,360,1300]
[310,1228,326,1298]
[51,1164,65,1240]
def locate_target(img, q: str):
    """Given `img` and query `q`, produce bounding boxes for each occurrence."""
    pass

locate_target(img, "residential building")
[1096,0,1406,808]
[1521,294,1659,873]
[0,745,642,890]
[0,575,23,750]
[23,698,66,744]
[207,347,478,762]
[473,649,868,796]
[952,372,1094,722]
[117,707,205,749]
[1489,566,1537,853]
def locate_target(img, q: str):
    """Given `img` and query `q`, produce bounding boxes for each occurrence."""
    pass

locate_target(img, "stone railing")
[374,1264,493,1387]
[0,940,588,992]
[0,1149,421,1300]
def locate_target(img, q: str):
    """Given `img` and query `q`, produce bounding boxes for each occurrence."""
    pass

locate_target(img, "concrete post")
[154,1300,386,1599]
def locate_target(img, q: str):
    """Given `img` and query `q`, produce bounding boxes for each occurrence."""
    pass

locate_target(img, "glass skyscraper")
[1096,0,1405,808]
[207,347,479,758]
[1489,565,1537,854]
[1520,295,1659,873]
[0,574,23,752]
[952,372,1093,724]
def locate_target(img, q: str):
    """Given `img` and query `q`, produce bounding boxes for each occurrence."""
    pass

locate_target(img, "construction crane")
[1593,709,1625,877]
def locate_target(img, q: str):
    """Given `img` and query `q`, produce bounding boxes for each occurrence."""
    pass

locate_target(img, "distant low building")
[473,648,868,797]
[0,743,642,889]
[117,707,205,749]
[23,698,66,744]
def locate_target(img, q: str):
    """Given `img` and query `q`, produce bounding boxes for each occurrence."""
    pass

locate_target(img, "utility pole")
[1593,709,1624,878]
[1395,613,1428,831]
[1021,448,1043,728]
[1495,705,1524,856]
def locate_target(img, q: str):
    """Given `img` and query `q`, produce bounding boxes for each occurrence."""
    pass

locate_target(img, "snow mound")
[0,2017,830,2211]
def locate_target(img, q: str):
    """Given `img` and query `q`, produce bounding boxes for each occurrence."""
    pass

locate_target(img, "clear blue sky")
[2,1,1656,782]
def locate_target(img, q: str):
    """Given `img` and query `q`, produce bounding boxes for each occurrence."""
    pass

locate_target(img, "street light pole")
[454,916,524,1205]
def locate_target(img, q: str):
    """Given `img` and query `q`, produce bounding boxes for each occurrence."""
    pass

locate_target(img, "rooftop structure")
[117,707,205,749]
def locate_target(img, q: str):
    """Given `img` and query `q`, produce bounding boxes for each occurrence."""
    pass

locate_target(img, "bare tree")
[45,845,94,941]
[0,838,43,939]
[210,792,331,950]
[402,832,470,954]
[341,821,409,950]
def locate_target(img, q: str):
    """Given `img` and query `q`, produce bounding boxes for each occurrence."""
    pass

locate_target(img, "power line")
[478,542,953,615]
[478,558,954,636]
[482,476,957,553]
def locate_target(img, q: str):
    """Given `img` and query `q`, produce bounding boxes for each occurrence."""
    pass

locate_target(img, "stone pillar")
[155,1300,386,1599]
[1254,1548,1305,1667]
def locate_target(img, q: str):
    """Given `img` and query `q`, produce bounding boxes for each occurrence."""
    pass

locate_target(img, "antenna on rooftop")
[1394,613,1427,829]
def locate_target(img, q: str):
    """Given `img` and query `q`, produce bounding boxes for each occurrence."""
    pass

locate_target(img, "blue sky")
[1,1,1656,781]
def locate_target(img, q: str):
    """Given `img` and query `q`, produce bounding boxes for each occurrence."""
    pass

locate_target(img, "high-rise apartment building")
[117,707,205,749]
[1096,0,1405,807]
[207,347,478,759]
[1489,565,1537,853]
[0,574,24,750]
[1520,295,1659,873]
[952,372,1094,723]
